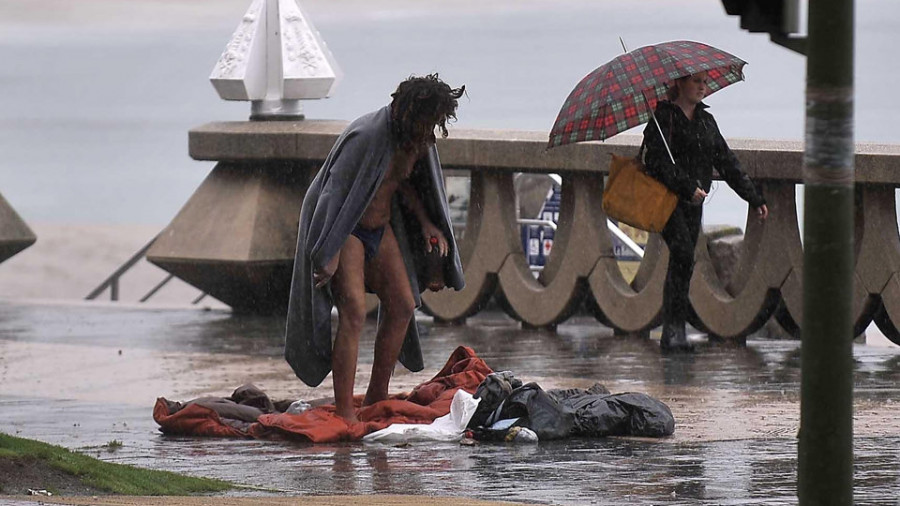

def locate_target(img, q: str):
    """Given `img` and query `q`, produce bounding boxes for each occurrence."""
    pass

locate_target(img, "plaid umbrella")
[548,40,746,149]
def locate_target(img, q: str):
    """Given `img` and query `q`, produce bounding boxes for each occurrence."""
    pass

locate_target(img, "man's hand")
[756,204,769,221]
[313,253,340,289]
[422,222,448,257]
[691,187,708,205]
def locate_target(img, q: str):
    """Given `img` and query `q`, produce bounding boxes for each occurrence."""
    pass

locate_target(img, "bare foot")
[335,409,359,424]
[362,393,386,407]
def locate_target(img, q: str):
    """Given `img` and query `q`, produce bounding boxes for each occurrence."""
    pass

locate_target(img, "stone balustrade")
[145,120,900,345]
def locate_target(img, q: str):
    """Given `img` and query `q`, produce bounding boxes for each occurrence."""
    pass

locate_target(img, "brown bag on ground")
[602,153,677,233]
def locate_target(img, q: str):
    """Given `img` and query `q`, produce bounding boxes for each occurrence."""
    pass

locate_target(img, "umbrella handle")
[640,88,677,166]
[650,112,677,165]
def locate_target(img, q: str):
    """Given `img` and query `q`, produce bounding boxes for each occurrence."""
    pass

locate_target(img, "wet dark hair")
[390,73,465,150]
[666,76,687,101]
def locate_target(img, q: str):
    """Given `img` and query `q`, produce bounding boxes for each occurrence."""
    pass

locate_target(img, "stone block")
[146,161,313,313]
[707,231,744,290]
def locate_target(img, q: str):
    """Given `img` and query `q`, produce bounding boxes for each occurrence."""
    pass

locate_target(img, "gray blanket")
[285,105,465,387]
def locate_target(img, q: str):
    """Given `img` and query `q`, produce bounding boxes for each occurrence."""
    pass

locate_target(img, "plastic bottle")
[504,426,539,443]
[286,400,311,414]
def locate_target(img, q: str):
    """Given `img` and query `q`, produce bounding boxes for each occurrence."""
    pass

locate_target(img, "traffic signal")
[721,0,800,34]
[721,0,805,54]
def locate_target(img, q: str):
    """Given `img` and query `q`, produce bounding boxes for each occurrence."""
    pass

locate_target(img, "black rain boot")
[660,324,694,352]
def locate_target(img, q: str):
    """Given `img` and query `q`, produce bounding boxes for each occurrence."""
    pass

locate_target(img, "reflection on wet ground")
[1,300,899,504]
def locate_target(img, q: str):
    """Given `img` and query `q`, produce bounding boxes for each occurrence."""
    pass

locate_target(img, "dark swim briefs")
[351,224,385,262]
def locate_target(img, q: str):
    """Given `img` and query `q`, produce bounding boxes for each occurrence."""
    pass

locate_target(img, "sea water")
[0,0,896,228]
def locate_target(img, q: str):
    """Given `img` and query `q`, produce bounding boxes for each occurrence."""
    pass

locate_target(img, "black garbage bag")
[470,379,576,441]
[549,383,675,437]
[498,382,577,440]
[469,376,675,441]
[469,371,523,429]
[548,383,610,399]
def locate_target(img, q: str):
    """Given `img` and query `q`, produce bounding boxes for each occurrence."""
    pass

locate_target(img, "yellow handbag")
[602,153,677,233]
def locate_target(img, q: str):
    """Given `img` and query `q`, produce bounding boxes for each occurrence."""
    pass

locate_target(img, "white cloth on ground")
[363,389,480,443]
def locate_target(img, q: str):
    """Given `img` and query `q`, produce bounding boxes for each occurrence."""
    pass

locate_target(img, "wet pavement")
[1,299,900,505]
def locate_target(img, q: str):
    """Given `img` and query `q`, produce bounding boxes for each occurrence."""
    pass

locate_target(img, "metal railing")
[85,234,208,305]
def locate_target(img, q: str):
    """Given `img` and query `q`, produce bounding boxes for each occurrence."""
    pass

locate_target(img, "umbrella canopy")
[548,40,746,149]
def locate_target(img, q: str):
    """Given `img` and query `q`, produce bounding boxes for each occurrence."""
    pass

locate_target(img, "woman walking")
[643,71,768,351]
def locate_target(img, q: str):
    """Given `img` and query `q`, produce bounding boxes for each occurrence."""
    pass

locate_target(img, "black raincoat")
[642,100,765,334]
[643,100,765,208]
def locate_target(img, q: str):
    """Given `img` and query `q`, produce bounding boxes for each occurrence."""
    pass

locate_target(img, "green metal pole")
[799,0,855,504]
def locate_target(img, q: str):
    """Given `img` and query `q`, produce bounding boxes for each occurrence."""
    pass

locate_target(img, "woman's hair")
[665,76,688,101]
[666,72,708,101]
[390,74,465,150]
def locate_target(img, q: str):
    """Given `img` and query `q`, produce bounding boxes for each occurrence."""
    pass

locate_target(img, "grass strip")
[0,432,233,495]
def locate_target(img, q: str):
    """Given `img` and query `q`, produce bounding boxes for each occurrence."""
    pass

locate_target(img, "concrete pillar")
[146,162,313,313]
[0,193,36,264]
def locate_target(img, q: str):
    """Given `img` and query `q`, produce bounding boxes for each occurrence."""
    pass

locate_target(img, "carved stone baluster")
[857,186,900,344]
[421,170,520,322]
[587,206,669,333]
[495,173,604,327]
[689,182,800,339]
[775,184,898,341]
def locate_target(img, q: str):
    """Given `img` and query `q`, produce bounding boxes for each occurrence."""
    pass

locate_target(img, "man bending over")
[285,74,466,422]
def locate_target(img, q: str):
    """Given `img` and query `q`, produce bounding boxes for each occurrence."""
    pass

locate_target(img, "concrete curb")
[2,495,531,506]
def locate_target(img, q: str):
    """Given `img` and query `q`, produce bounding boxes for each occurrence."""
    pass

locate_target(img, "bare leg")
[363,225,416,406]
[329,236,367,422]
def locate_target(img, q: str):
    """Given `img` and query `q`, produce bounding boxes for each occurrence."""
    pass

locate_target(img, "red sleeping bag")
[153,346,493,443]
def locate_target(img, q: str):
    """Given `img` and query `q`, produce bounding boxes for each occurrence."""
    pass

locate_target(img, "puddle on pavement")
[1,301,900,504]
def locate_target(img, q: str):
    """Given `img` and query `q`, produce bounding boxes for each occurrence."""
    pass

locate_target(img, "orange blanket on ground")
[153,346,493,443]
